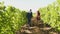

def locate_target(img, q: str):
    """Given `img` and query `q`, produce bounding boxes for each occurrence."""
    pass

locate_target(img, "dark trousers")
[28,18,31,26]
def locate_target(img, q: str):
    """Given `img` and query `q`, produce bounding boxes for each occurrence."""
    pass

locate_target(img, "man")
[27,9,33,27]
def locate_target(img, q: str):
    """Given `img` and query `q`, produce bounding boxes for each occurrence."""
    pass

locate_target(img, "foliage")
[0,2,27,34]
[39,1,60,31]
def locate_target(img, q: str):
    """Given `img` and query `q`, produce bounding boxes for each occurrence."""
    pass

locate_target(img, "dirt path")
[16,17,59,34]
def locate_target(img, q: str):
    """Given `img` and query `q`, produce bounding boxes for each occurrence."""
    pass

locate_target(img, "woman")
[36,11,40,20]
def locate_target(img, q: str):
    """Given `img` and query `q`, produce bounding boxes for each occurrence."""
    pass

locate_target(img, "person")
[36,11,40,21]
[26,9,33,27]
